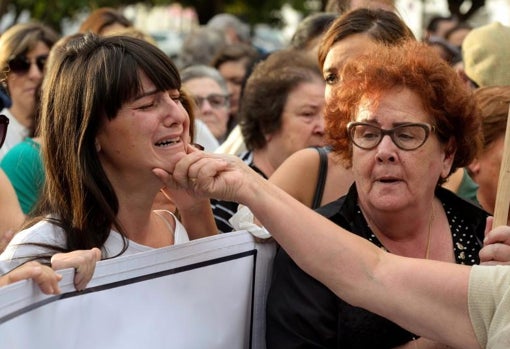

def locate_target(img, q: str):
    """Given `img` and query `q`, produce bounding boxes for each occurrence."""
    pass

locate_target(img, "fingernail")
[192,143,204,151]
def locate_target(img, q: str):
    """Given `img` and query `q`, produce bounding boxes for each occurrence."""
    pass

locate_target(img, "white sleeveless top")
[0,210,189,272]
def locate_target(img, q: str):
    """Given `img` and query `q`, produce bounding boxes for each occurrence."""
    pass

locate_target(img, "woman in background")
[79,7,132,36]
[211,48,326,233]
[270,8,414,209]
[0,22,59,159]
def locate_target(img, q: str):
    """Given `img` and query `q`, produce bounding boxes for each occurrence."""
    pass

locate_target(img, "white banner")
[0,231,276,349]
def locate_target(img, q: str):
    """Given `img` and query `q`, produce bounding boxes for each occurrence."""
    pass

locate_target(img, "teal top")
[0,138,43,214]
[457,168,479,206]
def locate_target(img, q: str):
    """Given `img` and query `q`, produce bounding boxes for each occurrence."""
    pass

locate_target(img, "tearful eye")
[137,102,155,110]
[170,94,184,104]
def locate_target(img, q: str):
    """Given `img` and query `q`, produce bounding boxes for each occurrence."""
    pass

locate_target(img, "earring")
[95,140,101,152]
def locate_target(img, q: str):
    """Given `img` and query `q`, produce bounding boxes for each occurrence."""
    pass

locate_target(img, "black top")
[266,185,488,348]
[211,151,267,233]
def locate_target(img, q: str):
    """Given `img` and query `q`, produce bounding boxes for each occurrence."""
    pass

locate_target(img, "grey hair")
[178,27,226,69]
[207,13,250,43]
[180,64,230,96]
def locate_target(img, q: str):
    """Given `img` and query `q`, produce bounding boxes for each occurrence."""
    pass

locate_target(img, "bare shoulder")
[270,148,321,183]
[269,148,322,206]
[276,148,321,172]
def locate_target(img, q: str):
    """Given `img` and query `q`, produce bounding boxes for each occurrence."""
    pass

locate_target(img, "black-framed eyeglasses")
[347,122,435,151]
[193,94,229,110]
[7,54,48,75]
[0,114,9,148]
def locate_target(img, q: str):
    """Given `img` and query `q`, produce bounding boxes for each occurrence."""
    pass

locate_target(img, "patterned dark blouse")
[266,185,488,349]
[366,201,482,265]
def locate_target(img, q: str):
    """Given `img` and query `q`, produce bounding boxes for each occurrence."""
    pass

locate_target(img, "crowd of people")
[1,0,510,347]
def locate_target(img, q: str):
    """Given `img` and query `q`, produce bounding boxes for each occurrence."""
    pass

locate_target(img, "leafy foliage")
[0,0,485,34]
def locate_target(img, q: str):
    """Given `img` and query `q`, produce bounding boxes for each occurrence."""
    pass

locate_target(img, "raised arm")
[157,186,218,239]
[156,148,479,349]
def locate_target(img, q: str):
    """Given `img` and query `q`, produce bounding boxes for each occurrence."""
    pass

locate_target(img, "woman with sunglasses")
[0,22,59,160]
[264,40,490,348]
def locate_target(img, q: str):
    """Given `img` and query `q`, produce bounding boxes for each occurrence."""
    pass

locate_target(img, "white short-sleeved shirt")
[0,109,29,160]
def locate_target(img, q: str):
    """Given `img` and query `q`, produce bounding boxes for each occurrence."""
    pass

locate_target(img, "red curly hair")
[325,40,481,183]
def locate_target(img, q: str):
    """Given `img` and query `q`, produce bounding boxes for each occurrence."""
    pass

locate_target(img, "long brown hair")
[29,34,186,261]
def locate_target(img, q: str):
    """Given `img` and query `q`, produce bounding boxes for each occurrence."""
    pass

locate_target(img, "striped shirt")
[211,151,267,233]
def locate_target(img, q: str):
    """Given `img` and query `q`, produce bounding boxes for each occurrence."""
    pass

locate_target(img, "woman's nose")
[28,62,44,80]
[375,135,397,162]
[162,96,186,127]
[314,114,325,135]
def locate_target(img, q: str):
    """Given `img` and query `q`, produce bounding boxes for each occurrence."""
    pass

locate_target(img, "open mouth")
[155,138,181,147]
[377,178,400,183]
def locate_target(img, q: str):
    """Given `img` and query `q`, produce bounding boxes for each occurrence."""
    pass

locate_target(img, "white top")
[194,119,219,152]
[0,210,189,272]
[214,125,246,156]
[0,108,29,160]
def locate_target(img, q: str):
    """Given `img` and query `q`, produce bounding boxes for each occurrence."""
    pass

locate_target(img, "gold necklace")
[362,201,435,259]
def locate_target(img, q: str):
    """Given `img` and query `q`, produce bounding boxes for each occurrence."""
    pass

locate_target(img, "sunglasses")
[0,114,9,148]
[7,54,48,74]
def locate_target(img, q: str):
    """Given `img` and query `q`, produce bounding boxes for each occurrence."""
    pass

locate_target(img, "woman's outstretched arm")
[156,148,479,349]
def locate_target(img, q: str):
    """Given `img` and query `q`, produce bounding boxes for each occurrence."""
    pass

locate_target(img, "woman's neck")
[115,201,174,247]
[9,104,33,128]
[358,199,439,259]
[475,188,494,216]
[252,149,276,178]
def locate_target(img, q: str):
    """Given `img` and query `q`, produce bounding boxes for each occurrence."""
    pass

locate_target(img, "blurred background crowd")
[2,0,509,58]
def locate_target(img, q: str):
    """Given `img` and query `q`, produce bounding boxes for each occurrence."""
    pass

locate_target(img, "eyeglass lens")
[349,123,430,150]
[194,94,228,109]
[8,55,48,74]
[0,115,9,148]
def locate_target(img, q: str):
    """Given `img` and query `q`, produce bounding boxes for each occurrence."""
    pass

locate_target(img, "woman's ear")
[441,139,456,179]
[467,158,480,180]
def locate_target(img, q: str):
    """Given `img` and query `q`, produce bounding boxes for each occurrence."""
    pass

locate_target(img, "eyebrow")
[133,88,159,101]
[323,66,337,74]
[358,119,416,127]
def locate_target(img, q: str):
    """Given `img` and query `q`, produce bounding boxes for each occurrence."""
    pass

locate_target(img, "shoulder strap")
[311,147,329,209]
[153,210,176,235]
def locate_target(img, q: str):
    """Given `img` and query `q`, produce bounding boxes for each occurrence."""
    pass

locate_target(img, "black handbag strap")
[311,147,329,209]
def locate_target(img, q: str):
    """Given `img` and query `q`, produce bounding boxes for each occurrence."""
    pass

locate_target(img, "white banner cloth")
[0,231,276,349]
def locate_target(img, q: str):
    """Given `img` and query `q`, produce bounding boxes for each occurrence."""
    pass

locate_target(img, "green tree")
[1,0,139,32]
[1,0,485,33]
[1,0,319,32]
[177,0,317,25]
